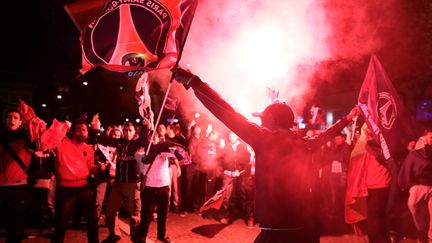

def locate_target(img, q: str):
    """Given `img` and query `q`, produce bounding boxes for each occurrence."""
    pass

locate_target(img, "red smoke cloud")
[163,0,429,127]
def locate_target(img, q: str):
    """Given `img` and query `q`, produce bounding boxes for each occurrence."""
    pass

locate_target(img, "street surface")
[0,212,418,243]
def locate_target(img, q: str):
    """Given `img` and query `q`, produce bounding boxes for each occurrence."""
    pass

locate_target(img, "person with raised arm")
[171,68,359,243]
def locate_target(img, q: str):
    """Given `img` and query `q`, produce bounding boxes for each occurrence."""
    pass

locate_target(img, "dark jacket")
[188,78,350,230]
[114,137,147,183]
[92,128,150,183]
[93,128,184,183]
[326,142,352,173]
[398,146,432,190]
[219,141,251,173]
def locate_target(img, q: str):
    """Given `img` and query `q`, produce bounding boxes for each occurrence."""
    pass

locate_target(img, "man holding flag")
[357,55,414,163]
[345,55,415,243]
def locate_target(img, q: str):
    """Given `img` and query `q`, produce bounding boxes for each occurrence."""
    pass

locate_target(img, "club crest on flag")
[71,0,197,126]
[377,92,397,130]
[81,0,197,74]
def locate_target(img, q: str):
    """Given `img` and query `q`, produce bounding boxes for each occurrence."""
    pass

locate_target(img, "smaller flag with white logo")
[357,55,415,160]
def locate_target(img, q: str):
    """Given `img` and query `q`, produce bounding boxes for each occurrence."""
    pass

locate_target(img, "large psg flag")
[357,55,413,161]
[64,0,197,125]
[79,0,198,74]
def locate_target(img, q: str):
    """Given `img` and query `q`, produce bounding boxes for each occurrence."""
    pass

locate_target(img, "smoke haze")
[158,0,427,127]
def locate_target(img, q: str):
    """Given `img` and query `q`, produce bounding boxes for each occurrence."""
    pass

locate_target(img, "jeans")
[366,187,391,243]
[241,174,255,219]
[51,185,99,243]
[168,164,180,210]
[30,187,49,230]
[137,186,170,242]
[183,163,202,212]
[105,181,141,238]
[328,172,346,216]
[47,175,56,217]
[0,185,29,243]
[94,179,114,218]
[220,174,255,220]
[407,185,432,243]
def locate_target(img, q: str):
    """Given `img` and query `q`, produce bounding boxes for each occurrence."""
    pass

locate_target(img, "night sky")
[2,1,81,84]
[1,1,82,119]
[1,0,142,123]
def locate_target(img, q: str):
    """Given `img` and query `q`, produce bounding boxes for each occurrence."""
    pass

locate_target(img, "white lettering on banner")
[359,104,380,133]
[146,0,169,19]
[102,0,170,20]
[379,134,391,160]
[127,70,145,77]
[119,0,146,4]
[359,103,391,160]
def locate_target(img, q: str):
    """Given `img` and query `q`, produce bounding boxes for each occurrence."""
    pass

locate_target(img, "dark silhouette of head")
[260,102,295,130]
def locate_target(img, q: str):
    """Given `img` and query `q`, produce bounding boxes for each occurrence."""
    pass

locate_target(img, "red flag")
[64,0,106,31]
[79,0,198,74]
[200,180,232,214]
[164,96,178,111]
[40,119,71,151]
[17,100,46,142]
[17,99,37,124]
[357,55,414,160]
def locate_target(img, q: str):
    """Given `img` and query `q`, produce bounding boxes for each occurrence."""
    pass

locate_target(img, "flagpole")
[351,116,358,142]
[145,1,198,156]
[146,81,173,155]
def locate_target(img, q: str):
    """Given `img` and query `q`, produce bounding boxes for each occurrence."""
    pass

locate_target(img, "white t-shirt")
[143,152,173,188]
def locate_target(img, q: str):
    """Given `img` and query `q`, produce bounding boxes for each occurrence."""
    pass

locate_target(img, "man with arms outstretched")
[171,68,359,243]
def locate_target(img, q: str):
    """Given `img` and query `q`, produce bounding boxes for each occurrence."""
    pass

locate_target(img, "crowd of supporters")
[0,107,258,243]
[1,104,431,243]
